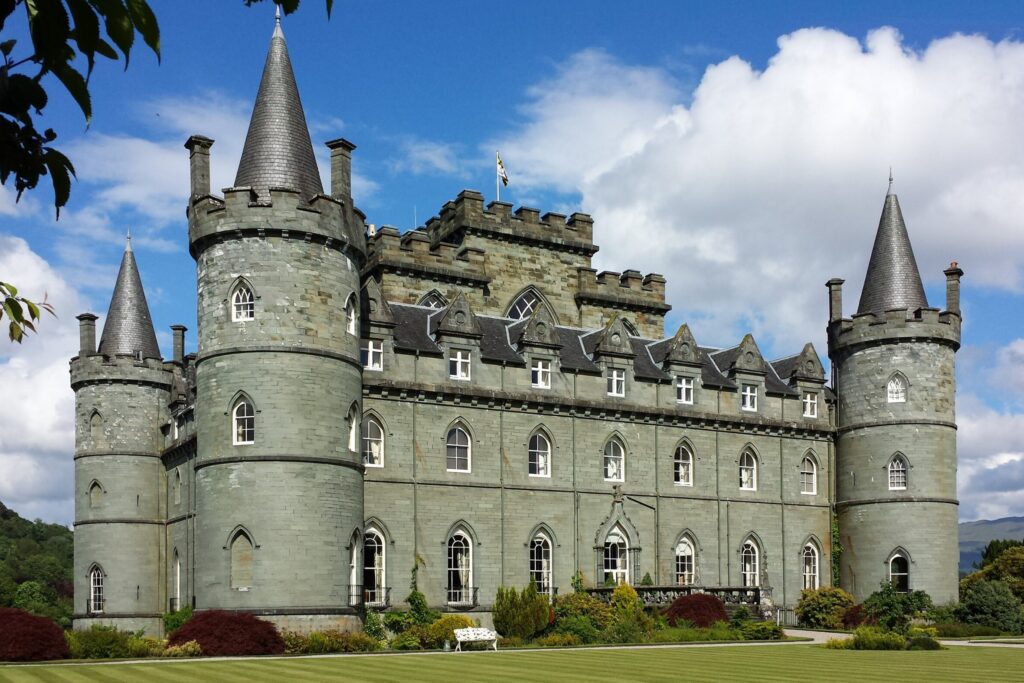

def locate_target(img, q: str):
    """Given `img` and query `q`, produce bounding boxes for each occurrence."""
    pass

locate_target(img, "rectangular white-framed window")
[676,376,694,404]
[607,368,625,397]
[531,359,551,389]
[449,350,471,380]
[802,391,817,418]
[741,384,758,412]
[361,339,384,371]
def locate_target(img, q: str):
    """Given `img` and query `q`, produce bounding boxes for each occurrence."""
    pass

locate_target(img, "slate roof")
[234,18,324,201]
[388,303,807,395]
[857,192,929,315]
[98,238,161,359]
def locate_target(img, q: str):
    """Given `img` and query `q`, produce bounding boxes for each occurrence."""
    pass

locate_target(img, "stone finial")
[730,334,766,374]
[594,314,634,359]
[361,277,395,327]
[435,292,482,338]
[519,304,561,348]
[664,323,700,367]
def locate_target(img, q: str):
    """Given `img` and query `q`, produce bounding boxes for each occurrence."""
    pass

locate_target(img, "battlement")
[70,353,174,390]
[426,190,597,255]
[576,267,670,313]
[828,306,961,353]
[366,224,490,286]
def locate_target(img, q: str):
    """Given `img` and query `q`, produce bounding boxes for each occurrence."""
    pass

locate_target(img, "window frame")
[508,290,542,320]
[603,439,625,482]
[230,531,254,590]
[607,368,626,397]
[802,543,820,590]
[363,529,386,607]
[447,531,474,606]
[446,425,472,473]
[675,538,696,586]
[361,339,384,371]
[528,432,551,478]
[800,455,818,495]
[740,540,760,587]
[888,455,908,491]
[603,529,629,586]
[89,566,105,613]
[232,400,255,446]
[531,359,551,389]
[740,384,758,412]
[674,444,694,487]
[889,554,910,593]
[362,416,384,468]
[739,451,758,491]
[887,375,907,403]
[449,349,472,381]
[345,295,357,335]
[530,532,554,600]
[232,285,255,322]
[676,376,694,405]
[802,391,818,418]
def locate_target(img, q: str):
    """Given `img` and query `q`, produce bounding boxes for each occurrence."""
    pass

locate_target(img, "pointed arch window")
[603,528,629,585]
[889,553,909,593]
[739,450,757,491]
[232,285,255,321]
[447,531,474,606]
[740,540,760,587]
[800,455,817,495]
[889,455,908,490]
[675,537,696,586]
[347,404,360,452]
[364,529,386,607]
[529,432,551,477]
[362,416,384,467]
[345,295,357,335]
[508,290,541,320]
[887,375,907,403]
[420,291,448,309]
[233,400,255,445]
[89,411,103,443]
[446,425,471,472]
[802,543,820,589]
[674,443,693,486]
[230,531,254,590]
[603,438,625,482]
[174,470,182,505]
[88,481,104,509]
[89,565,105,613]
[530,533,553,599]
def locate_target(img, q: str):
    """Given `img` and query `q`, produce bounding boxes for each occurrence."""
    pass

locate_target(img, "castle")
[69,20,962,634]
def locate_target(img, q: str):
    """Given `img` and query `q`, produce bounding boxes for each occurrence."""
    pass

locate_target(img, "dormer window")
[232,286,254,321]
[607,368,625,397]
[676,376,694,404]
[362,340,383,371]
[449,350,471,381]
[741,384,758,411]
[531,359,551,389]
[802,392,818,418]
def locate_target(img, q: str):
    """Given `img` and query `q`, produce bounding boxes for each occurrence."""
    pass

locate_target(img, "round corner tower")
[828,188,962,604]
[186,19,366,630]
[70,243,170,633]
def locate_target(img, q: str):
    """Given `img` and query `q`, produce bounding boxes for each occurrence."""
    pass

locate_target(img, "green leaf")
[3,298,24,324]
[26,300,40,320]
[21,318,36,332]
[2,282,16,296]
[52,62,92,122]
[66,0,101,72]
[25,0,70,68]
[0,39,15,56]
[43,147,76,217]
[126,0,159,61]
[325,0,333,18]
[10,320,24,343]
[94,0,134,67]
[94,37,118,60]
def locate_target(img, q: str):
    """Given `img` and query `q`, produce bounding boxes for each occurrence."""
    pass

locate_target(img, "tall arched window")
[887,375,907,403]
[603,438,625,482]
[530,533,553,599]
[802,543,819,590]
[88,481,103,509]
[89,565,104,613]
[446,425,471,472]
[739,450,757,491]
[889,455,908,490]
[740,540,760,587]
[233,400,255,445]
[603,528,629,585]
[889,553,909,593]
[230,531,254,590]
[363,529,386,607]
[800,455,817,495]
[675,537,696,586]
[232,285,255,321]
[362,416,384,467]
[529,432,551,477]
[419,291,447,309]
[345,295,357,335]
[347,404,360,452]
[174,470,182,505]
[508,290,541,320]
[89,411,103,442]
[447,531,473,605]
[674,444,693,486]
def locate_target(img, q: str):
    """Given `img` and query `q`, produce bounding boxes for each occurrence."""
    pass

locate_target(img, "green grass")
[2,644,1024,682]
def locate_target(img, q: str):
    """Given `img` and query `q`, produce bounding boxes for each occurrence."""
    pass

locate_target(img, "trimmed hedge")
[168,610,284,656]
[795,587,855,629]
[0,608,69,661]
[664,593,728,628]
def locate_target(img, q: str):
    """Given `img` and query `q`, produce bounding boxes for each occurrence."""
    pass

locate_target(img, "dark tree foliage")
[0,500,73,627]
[979,539,1024,569]
[664,593,728,628]
[168,610,285,656]
[0,607,70,661]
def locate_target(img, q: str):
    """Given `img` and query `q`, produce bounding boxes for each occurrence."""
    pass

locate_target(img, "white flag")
[497,152,509,187]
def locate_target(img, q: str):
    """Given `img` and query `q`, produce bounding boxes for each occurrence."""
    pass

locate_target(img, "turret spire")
[234,16,323,200]
[856,186,928,316]
[98,238,161,359]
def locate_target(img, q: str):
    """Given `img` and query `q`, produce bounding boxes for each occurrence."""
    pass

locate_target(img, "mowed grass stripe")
[3,644,1024,682]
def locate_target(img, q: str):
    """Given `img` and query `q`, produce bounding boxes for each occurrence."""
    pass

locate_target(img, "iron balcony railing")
[446,587,479,608]
[364,586,391,609]
[586,585,762,607]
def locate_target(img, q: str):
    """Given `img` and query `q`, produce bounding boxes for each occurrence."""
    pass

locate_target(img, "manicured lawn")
[2,644,1023,682]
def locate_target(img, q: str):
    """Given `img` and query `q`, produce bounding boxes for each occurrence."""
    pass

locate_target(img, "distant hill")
[0,500,74,626]
[959,517,1024,574]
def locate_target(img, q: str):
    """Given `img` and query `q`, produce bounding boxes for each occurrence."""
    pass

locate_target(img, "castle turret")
[71,238,171,633]
[828,185,961,603]
[187,16,366,630]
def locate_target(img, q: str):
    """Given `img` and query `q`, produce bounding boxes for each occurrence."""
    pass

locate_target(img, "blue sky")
[1,1,1023,524]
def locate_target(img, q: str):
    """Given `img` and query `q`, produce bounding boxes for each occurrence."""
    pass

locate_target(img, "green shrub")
[66,625,132,659]
[283,629,380,654]
[795,587,855,629]
[406,588,439,626]
[960,547,1024,602]
[908,626,938,638]
[650,623,742,643]
[933,622,1002,638]
[850,626,907,650]
[421,614,475,649]
[493,585,520,637]
[126,635,165,658]
[640,572,654,586]
[823,637,851,649]
[498,635,523,648]
[162,640,202,658]
[604,583,655,643]
[958,580,1024,634]
[163,605,193,635]
[494,582,549,639]
[926,603,959,625]
[281,630,306,655]
[554,615,600,643]
[383,611,412,634]
[390,628,423,650]
[363,610,386,642]
[863,581,932,633]
[535,633,580,647]
[729,606,752,629]
[554,591,613,630]
[908,635,943,650]
[740,621,784,640]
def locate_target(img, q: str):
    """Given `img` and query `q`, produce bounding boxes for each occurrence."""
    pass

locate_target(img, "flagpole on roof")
[496,151,500,202]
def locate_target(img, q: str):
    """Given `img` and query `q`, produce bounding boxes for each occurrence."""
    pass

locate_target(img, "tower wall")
[831,309,961,603]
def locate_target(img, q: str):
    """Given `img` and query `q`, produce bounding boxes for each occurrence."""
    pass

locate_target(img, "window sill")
[607,393,625,398]
[740,407,757,413]
[446,469,472,474]
[364,366,384,372]
[449,376,471,382]
[674,482,693,487]
[528,473,551,479]
[739,486,757,492]
[531,384,551,390]
[364,463,384,469]
[801,490,817,496]
[676,400,694,406]
[889,487,907,491]
[233,441,254,446]
[604,478,625,483]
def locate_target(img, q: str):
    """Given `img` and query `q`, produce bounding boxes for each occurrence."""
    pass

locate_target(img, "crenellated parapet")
[576,268,670,316]
[828,306,961,356]
[365,225,489,287]
[70,353,174,392]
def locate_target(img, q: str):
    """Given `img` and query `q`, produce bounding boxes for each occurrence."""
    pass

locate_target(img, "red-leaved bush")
[842,604,872,629]
[0,608,70,661]
[664,593,729,628]
[167,610,285,656]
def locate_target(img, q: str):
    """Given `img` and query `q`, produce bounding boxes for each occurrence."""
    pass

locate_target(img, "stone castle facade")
[69,21,963,634]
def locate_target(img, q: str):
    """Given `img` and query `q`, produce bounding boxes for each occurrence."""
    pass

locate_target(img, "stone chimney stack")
[171,325,187,364]
[185,135,214,198]
[326,138,356,203]
[944,262,964,315]
[826,278,844,323]
[76,313,98,356]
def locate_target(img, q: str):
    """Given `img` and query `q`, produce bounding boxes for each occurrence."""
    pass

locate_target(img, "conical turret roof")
[856,190,928,315]
[98,237,161,359]
[234,17,323,201]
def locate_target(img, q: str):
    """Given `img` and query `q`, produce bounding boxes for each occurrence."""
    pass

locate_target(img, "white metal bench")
[453,627,498,651]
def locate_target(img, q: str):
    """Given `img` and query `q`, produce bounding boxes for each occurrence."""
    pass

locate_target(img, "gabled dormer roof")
[518,303,561,348]
[234,16,323,201]
[593,314,634,359]
[857,189,928,315]
[663,323,701,367]
[98,237,161,359]
[434,292,482,338]
[717,334,766,376]
[361,278,395,327]
[774,343,825,383]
